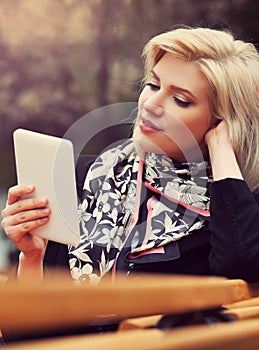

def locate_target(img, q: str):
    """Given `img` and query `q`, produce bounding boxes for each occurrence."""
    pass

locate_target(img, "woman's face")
[134,53,213,161]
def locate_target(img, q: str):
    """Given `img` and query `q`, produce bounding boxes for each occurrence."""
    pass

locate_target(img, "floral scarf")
[68,139,212,284]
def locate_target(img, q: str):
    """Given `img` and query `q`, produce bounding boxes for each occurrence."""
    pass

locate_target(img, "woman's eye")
[174,96,192,108]
[146,82,160,91]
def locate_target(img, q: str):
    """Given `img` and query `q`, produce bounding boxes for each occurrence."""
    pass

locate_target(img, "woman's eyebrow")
[150,70,160,81]
[170,85,198,101]
[151,69,197,101]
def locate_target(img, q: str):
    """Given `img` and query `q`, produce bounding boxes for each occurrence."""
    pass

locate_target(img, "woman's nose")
[143,100,164,118]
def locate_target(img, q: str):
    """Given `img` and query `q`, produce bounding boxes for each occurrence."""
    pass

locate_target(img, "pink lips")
[139,117,163,133]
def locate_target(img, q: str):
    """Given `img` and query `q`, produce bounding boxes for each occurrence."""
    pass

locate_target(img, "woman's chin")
[132,128,208,162]
[132,132,168,157]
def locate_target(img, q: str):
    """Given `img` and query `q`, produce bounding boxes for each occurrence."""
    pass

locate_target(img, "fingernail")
[26,185,34,191]
[39,198,47,204]
[39,217,48,222]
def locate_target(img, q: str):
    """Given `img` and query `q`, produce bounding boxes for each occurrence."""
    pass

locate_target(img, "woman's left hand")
[204,120,243,181]
[205,120,233,150]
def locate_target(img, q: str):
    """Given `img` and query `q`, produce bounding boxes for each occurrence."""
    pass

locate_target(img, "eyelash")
[145,82,192,108]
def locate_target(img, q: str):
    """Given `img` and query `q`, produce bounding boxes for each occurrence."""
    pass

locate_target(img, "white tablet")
[13,128,80,246]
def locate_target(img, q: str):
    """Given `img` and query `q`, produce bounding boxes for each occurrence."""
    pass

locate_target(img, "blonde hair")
[143,27,259,191]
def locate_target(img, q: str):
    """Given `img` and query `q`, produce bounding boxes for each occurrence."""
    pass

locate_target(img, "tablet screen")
[13,128,80,246]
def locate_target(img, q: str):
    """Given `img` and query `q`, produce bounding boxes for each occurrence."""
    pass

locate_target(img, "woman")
[1,27,259,283]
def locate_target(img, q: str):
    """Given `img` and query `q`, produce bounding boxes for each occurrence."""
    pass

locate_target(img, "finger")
[8,207,50,227]
[1,207,50,233]
[7,184,35,205]
[2,196,48,218]
[4,217,49,244]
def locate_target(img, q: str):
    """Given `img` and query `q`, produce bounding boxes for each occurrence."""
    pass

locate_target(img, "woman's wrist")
[17,252,44,280]
[208,141,243,181]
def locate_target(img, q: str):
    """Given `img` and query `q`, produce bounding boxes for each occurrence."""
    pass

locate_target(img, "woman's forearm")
[17,252,44,280]
[209,178,259,281]
[208,142,243,181]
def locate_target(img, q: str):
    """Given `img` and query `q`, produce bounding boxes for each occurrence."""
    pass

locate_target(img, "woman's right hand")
[1,184,50,271]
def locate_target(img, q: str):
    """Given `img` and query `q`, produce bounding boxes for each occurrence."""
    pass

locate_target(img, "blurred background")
[0,0,258,274]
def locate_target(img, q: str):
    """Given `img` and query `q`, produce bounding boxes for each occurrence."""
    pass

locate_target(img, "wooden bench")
[1,273,259,348]
[3,319,259,350]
